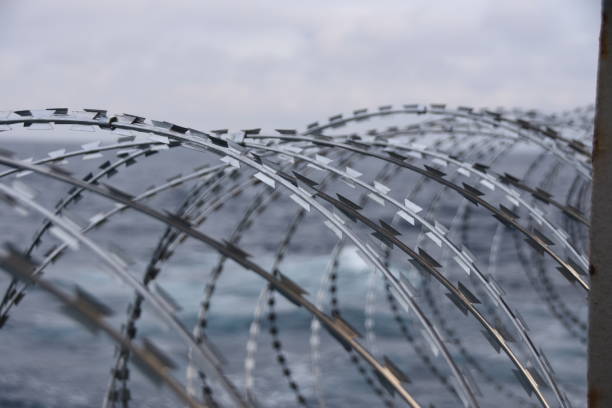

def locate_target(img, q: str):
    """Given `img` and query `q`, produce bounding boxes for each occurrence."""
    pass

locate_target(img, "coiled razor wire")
[0,104,592,407]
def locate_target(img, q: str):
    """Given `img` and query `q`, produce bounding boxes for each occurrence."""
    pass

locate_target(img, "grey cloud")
[0,0,601,134]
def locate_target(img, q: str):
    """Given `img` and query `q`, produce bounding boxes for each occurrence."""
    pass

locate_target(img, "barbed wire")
[0,104,592,407]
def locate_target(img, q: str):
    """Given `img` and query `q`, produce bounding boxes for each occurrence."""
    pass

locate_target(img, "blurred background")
[0,0,600,135]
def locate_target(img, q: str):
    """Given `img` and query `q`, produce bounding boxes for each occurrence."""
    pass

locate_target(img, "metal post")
[589,1,612,407]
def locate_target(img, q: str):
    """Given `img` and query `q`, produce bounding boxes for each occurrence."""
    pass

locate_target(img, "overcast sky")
[0,1,601,133]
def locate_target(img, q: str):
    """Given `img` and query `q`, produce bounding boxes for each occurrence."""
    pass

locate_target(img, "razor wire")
[0,104,592,408]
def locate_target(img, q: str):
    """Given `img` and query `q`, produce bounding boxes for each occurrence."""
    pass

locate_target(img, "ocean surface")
[0,137,589,408]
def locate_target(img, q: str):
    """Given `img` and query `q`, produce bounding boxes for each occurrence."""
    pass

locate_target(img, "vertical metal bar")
[589,1,612,407]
